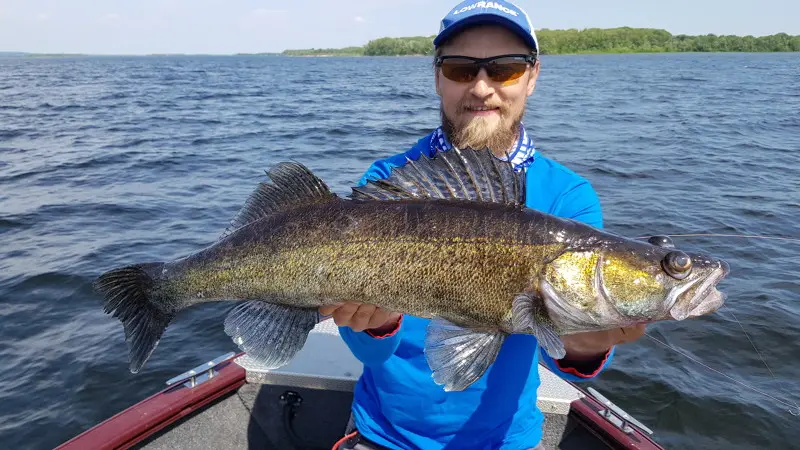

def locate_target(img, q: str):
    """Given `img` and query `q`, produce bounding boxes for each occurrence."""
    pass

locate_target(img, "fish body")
[153,199,572,328]
[95,148,729,391]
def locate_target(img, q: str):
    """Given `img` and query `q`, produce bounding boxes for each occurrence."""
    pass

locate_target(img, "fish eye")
[648,235,675,248]
[662,251,692,279]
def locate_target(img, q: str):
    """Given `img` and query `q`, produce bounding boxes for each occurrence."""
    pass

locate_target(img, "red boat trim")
[569,392,663,450]
[56,354,247,450]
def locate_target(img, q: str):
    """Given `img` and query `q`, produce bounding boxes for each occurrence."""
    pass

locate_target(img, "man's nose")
[470,69,495,98]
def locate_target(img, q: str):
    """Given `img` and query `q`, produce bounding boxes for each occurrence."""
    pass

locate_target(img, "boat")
[56,319,664,450]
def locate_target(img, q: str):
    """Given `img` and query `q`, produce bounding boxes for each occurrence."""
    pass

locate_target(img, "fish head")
[539,236,730,331]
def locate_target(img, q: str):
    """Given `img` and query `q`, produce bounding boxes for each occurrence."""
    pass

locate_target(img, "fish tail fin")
[94,262,175,373]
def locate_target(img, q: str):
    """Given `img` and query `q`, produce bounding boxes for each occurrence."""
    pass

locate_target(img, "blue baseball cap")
[434,0,539,53]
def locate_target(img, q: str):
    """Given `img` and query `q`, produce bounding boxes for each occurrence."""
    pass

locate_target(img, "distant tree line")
[362,36,437,56]
[537,28,800,54]
[282,28,800,56]
[281,46,365,56]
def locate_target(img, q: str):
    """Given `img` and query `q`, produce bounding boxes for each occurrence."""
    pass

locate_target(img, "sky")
[0,0,798,55]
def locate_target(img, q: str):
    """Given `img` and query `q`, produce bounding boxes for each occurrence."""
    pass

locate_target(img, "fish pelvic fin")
[223,300,319,369]
[221,162,338,240]
[424,317,506,392]
[94,262,175,373]
[350,148,526,206]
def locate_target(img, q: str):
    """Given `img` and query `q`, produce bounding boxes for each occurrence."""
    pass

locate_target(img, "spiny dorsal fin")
[221,162,336,239]
[350,148,525,206]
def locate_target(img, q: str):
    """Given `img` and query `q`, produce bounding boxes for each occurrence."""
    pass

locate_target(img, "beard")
[440,100,523,156]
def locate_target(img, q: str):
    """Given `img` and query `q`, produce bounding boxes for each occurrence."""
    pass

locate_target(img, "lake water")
[1,52,798,449]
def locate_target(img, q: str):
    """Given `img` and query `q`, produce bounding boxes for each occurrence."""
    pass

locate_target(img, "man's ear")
[435,69,442,96]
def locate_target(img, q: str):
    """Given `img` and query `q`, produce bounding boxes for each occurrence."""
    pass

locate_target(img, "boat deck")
[135,320,651,449]
[59,319,661,450]
[135,381,353,450]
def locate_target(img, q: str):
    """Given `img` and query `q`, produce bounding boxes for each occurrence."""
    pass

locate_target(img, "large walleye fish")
[95,148,729,391]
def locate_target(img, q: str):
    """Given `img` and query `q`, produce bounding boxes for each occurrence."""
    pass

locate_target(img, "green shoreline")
[281,27,800,57]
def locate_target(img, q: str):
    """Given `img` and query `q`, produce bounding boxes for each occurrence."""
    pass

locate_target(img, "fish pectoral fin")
[220,162,338,240]
[512,293,566,360]
[423,317,505,392]
[223,300,320,369]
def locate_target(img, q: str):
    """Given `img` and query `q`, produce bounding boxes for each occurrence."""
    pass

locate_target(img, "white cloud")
[36,13,50,21]
[103,13,120,21]
[354,16,366,23]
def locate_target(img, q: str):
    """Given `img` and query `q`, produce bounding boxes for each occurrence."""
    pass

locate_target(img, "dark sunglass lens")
[441,60,479,82]
[487,61,528,82]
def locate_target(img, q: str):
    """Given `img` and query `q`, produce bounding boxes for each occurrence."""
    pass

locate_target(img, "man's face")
[436,24,539,156]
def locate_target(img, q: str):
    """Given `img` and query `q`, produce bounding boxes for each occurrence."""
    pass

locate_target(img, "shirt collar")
[430,123,536,171]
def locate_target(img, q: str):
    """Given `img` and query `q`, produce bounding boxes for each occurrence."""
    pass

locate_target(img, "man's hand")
[560,324,646,365]
[319,301,402,334]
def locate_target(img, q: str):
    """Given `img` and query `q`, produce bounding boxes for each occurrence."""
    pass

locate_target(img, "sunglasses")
[435,54,537,83]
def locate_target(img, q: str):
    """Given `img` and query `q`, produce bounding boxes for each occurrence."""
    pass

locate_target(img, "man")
[321,1,646,449]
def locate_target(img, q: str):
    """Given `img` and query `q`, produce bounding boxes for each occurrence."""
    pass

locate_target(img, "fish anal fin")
[223,300,319,369]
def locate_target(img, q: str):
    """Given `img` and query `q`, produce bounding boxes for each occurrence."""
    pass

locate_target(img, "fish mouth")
[685,288,727,318]
[669,261,729,320]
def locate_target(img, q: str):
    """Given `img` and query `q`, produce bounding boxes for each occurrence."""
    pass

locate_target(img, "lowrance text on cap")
[451,1,520,17]
[434,0,539,52]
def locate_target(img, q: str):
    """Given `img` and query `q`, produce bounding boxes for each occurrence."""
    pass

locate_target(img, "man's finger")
[319,303,344,316]
[617,324,646,344]
[367,308,391,329]
[332,302,360,327]
[350,304,377,332]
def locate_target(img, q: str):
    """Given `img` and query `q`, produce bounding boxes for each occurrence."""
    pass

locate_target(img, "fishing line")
[633,232,799,414]
[635,233,800,243]
[720,305,800,413]
[644,332,800,415]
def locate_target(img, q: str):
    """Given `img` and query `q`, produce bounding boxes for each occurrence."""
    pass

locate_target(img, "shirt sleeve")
[540,178,615,381]
[552,178,604,229]
[357,145,426,187]
[338,316,404,366]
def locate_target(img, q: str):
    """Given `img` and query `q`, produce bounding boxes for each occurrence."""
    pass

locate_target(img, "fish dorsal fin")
[350,148,526,206]
[221,162,336,239]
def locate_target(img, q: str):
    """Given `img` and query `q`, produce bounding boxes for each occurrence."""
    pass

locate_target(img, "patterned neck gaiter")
[429,123,536,171]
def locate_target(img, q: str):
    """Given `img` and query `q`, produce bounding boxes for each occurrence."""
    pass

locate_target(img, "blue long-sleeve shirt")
[339,132,615,450]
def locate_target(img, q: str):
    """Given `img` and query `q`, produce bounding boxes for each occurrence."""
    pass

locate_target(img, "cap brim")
[433,14,538,51]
